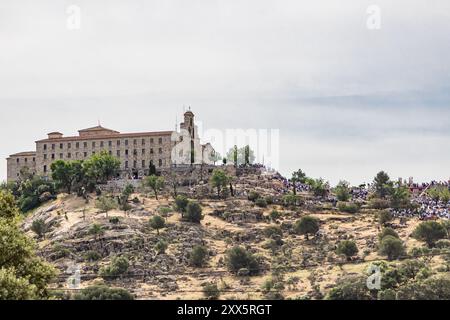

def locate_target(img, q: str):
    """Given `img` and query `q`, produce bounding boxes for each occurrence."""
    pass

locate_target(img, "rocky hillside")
[21,170,450,300]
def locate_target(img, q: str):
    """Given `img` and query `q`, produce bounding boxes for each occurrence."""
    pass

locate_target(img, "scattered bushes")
[175,195,189,213]
[378,210,393,226]
[248,191,260,202]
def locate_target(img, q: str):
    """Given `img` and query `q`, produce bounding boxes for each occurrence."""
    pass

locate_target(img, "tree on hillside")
[0,196,56,299]
[335,180,351,202]
[290,169,307,195]
[0,190,19,220]
[373,171,393,199]
[184,201,204,223]
[51,160,79,194]
[310,178,329,198]
[390,186,411,209]
[83,151,121,184]
[143,175,165,200]
[412,221,447,247]
[294,216,320,240]
[88,223,105,241]
[336,240,359,261]
[379,235,405,260]
[210,169,230,198]
[226,145,256,166]
[95,196,118,218]
[149,215,165,235]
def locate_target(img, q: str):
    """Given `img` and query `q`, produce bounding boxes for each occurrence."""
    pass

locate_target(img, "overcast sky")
[1,0,449,185]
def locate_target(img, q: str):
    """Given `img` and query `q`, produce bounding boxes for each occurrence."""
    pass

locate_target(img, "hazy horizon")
[1,0,449,185]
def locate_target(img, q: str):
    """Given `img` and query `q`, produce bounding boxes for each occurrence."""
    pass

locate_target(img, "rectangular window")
[158,137,162,144]
[117,140,120,146]
[158,159,162,167]
[25,158,28,163]
[133,160,137,168]
[133,139,137,145]
[100,141,104,148]
[60,143,63,149]
[44,154,47,160]
[68,143,71,149]
[84,142,87,148]
[150,138,154,144]
[33,157,35,162]
[92,151,95,155]
[44,144,47,150]
[92,142,96,148]
[150,148,154,154]
[142,139,145,145]
[43,165,47,173]
[68,153,71,158]
[159,148,162,154]
[125,140,129,146]
[125,161,129,168]
[142,160,145,167]
[84,152,87,158]
[51,154,55,160]
[16,158,19,163]
[52,144,55,150]
[117,150,120,157]
[142,149,145,155]
[76,142,79,148]
[109,141,112,147]
[59,153,63,159]
[108,150,112,155]
[125,149,129,156]
[133,149,137,156]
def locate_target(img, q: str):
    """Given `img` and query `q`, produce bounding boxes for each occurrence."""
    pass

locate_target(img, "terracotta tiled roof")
[35,130,174,143]
[8,151,37,157]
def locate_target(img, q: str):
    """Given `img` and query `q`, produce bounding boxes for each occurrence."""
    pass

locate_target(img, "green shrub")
[184,201,203,223]
[337,202,360,214]
[149,215,165,234]
[370,198,391,210]
[100,256,129,279]
[336,240,359,260]
[264,225,283,239]
[379,235,405,260]
[175,195,189,212]
[31,219,49,238]
[190,245,209,267]
[294,216,320,240]
[84,250,101,262]
[155,240,168,254]
[378,210,393,226]
[248,191,260,202]
[255,198,268,208]
[378,227,399,241]
[74,285,134,300]
[109,217,120,224]
[412,221,447,247]
[269,210,281,221]
[203,283,220,300]
[226,246,260,275]
[435,239,450,249]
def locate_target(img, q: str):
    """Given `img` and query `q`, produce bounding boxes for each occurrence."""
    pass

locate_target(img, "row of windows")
[16,157,35,164]
[43,137,165,151]
[43,148,164,160]
[42,159,164,173]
